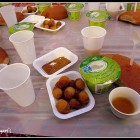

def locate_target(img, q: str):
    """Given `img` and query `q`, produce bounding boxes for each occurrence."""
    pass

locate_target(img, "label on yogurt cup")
[79,55,121,94]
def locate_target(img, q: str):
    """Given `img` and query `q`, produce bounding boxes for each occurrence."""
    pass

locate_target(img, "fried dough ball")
[56,21,62,28]
[55,76,70,89]
[78,91,89,106]
[75,78,85,91]
[56,99,70,114]
[48,18,55,26]
[32,7,37,12]
[49,25,57,30]
[44,20,49,25]
[44,24,49,29]
[64,86,75,100]
[68,80,75,88]
[53,87,63,99]
[27,6,32,13]
[69,98,81,109]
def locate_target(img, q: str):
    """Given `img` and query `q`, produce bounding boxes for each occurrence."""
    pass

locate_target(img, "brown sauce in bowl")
[112,97,135,114]
[42,57,71,75]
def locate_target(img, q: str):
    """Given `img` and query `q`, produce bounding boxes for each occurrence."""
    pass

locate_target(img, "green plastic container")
[65,3,84,21]
[86,10,110,28]
[8,22,34,34]
[0,3,10,7]
[79,55,121,94]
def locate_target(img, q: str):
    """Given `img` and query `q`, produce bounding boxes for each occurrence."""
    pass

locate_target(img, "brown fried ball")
[44,24,49,29]
[52,87,63,99]
[64,86,75,100]
[27,6,32,13]
[48,19,55,27]
[68,80,75,88]
[55,76,70,89]
[78,91,89,106]
[69,98,81,109]
[56,21,62,28]
[56,99,70,114]
[75,78,85,91]
[44,20,49,25]
[32,7,37,12]
[49,25,57,30]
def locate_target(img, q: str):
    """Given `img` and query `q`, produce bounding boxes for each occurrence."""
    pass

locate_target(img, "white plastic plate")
[46,71,95,119]
[34,18,65,32]
[21,5,38,16]
[20,15,45,24]
[33,47,78,78]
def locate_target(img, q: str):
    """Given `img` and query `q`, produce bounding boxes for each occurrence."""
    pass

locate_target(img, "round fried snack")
[32,7,37,12]
[75,78,85,91]
[68,80,75,88]
[44,20,49,25]
[27,6,32,13]
[69,98,81,109]
[48,18,55,27]
[49,25,57,30]
[64,86,75,100]
[52,87,63,99]
[55,75,70,89]
[79,91,89,106]
[56,21,62,28]
[56,99,70,114]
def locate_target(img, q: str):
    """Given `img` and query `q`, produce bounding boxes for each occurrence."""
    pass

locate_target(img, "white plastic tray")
[34,18,65,32]
[20,15,45,24]
[33,47,78,78]
[21,5,38,16]
[46,71,95,119]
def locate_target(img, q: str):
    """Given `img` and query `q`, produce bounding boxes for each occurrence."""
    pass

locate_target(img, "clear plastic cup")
[0,5,17,28]
[87,2,100,11]
[81,26,106,56]
[9,30,36,64]
[0,63,35,107]
[106,2,121,20]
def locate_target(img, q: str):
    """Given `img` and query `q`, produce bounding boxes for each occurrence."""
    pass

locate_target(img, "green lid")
[65,3,84,11]
[86,10,110,22]
[79,55,121,84]
[79,56,121,94]
[8,22,34,34]
[0,3,11,7]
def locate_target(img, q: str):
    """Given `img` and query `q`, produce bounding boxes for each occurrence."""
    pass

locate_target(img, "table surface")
[0,3,140,137]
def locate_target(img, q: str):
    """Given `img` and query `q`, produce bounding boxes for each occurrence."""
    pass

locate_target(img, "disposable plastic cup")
[0,5,17,28]
[81,26,106,56]
[9,30,36,64]
[107,2,121,11]
[87,2,100,11]
[106,3,121,20]
[0,63,35,107]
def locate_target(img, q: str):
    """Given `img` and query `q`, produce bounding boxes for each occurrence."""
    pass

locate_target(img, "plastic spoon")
[130,30,140,66]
